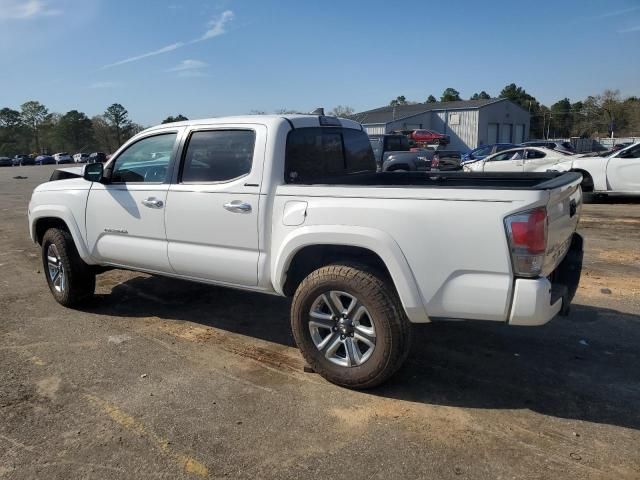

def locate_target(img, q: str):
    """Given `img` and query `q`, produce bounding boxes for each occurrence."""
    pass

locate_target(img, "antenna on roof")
[310,107,325,115]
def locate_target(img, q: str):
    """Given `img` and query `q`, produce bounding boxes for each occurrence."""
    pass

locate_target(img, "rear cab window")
[285,127,376,183]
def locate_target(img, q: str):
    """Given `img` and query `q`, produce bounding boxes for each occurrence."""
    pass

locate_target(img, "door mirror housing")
[84,162,104,182]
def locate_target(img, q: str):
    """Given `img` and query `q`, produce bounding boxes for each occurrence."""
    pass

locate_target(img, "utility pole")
[547,114,551,140]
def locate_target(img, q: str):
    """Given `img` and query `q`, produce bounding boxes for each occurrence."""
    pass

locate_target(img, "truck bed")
[296,171,582,190]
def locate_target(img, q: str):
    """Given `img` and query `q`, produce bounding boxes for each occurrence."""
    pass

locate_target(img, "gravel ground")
[1,165,639,479]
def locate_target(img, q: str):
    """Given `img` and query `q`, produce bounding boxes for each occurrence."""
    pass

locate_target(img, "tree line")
[0,102,191,157]
[4,86,637,156]
[387,85,640,139]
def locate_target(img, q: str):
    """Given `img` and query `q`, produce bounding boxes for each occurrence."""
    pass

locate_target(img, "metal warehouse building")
[352,98,530,152]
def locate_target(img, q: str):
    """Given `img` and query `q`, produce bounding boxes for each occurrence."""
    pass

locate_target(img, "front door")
[482,148,525,172]
[606,144,640,191]
[85,131,180,272]
[165,126,265,286]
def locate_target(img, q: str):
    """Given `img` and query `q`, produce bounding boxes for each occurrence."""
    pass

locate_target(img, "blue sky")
[1,0,639,125]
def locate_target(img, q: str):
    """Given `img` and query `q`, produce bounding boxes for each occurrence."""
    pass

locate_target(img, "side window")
[285,127,375,183]
[619,145,640,159]
[490,149,524,161]
[181,130,255,183]
[343,129,376,173]
[475,146,491,156]
[526,149,546,159]
[111,133,176,183]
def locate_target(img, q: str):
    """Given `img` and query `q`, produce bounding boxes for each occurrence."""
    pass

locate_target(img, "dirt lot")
[1,165,639,479]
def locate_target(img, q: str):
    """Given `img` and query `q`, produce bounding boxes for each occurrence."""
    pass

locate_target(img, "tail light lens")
[431,157,440,168]
[504,207,547,277]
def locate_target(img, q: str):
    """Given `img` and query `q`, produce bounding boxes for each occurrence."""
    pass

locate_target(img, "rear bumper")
[509,233,583,326]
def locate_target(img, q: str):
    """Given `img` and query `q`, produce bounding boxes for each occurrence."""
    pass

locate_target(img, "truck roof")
[143,114,363,134]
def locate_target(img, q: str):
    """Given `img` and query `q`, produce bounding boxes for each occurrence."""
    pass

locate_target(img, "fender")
[570,158,607,191]
[29,205,97,265]
[272,225,430,323]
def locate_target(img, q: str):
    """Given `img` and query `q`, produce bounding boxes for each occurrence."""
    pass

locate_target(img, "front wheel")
[41,228,96,307]
[291,264,411,389]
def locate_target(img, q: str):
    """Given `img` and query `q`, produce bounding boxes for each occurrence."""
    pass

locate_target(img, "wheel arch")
[570,168,593,192]
[273,226,429,323]
[384,163,412,172]
[30,207,95,264]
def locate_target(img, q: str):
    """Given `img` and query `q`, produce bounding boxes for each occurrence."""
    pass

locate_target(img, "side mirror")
[84,162,104,182]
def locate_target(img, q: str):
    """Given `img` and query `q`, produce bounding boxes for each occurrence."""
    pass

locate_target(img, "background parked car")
[0,156,12,167]
[88,152,107,163]
[53,152,73,164]
[73,153,90,163]
[461,143,516,164]
[35,155,56,165]
[521,140,575,154]
[581,142,635,158]
[407,129,450,145]
[12,154,34,166]
[463,147,569,173]
[549,142,640,194]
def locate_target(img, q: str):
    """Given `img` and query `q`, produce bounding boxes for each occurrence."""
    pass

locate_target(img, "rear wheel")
[41,228,95,307]
[291,264,411,389]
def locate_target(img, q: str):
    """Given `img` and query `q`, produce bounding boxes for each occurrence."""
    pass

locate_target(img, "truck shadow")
[87,274,640,431]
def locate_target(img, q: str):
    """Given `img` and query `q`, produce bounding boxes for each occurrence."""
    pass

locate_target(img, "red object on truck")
[408,129,450,145]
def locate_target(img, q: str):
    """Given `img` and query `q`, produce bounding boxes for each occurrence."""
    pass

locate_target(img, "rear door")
[85,130,181,272]
[165,125,265,286]
[523,148,550,172]
[606,144,640,191]
[482,149,525,172]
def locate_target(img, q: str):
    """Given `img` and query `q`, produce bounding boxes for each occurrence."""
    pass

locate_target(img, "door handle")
[141,197,164,209]
[223,200,252,213]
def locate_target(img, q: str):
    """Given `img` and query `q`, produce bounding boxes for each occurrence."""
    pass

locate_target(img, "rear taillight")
[504,207,547,277]
[431,157,439,168]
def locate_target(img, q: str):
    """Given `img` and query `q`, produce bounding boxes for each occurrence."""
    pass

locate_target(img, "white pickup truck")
[28,113,584,388]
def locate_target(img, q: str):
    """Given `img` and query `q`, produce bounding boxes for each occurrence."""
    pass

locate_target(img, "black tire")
[578,171,594,192]
[291,264,411,389]
[41,228,96,307]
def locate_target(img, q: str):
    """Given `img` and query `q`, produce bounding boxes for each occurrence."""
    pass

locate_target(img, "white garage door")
[514,124,524,143]
[488,123,498,144]
[500,124,512,143]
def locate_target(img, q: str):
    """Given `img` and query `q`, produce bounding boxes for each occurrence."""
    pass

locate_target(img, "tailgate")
[542,173,583,276]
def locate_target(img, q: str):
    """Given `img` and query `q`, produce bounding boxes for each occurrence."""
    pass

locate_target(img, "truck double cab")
[28,114,584,388]
[369,134,436,172]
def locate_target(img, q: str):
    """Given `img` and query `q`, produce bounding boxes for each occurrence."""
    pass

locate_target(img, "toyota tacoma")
[28,113,583,388]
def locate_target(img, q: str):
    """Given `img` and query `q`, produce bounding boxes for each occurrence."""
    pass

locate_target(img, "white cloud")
[102,10,233,69]
[177,70,209,78]
[201,10,234,40]
[598,6,640,18]
[167,59,208,72]
[0,0,61,20]
[102,42,184,69]
[620,24,640,33]
[89,81,123,89]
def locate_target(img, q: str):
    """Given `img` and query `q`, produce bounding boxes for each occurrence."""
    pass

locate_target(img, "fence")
[558,137,640,153]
